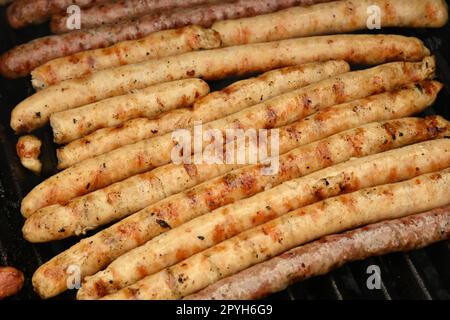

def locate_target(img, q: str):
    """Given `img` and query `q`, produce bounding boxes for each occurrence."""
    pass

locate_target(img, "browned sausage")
[6,0,110,28]
[185,205,450,300]
[0,267,24,300]
[31,26,222,89]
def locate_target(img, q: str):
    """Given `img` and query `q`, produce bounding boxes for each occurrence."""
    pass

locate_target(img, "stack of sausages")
[1,0,450,300]
[1,0,332,78]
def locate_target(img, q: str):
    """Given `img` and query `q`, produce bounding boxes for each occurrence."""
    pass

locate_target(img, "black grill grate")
[1,5,450,300]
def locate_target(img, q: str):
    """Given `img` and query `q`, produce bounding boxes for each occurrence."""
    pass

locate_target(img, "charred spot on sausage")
[156,219,171,229]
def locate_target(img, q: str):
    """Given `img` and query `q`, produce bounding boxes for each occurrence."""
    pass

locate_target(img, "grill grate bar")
[328,275,343,300]
[407,250,450,300]
[286,287,295,301]
[403,253,433,300]
[380,281,392,301]
[424,242,450,293]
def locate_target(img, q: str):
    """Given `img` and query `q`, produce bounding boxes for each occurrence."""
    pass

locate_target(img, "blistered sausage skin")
[12,34,430,133]
[23,82,445,243]
[20,59,434,218]
[186,205,450,300]
[103,168,450,300]
[78,130,450,300]
[30,115,449,299]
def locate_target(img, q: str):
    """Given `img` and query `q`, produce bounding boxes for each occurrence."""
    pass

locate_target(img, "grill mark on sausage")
[425,2,438,21]
[92,280,109,298]
[213,224,226,243]
[265,106,278,128]
[345,128,366,157]
[176,249,190,261]
[332,81,346,104]
[262,223,283,243]
[184,164,198,178]
[316,141,333,166]
[382,122,399,141]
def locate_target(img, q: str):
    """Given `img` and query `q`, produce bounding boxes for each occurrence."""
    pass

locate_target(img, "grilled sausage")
[30,116,450,299]
[20,59,434,218]
[213,0,449,46]
[32,26,222,90]
[6,0,110,28]
[186,205,450,300]
[102,168,450,300]
[78,133,450,300]
[50,79,210,144]
[54,61,348,160]
[0,267,24,300]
